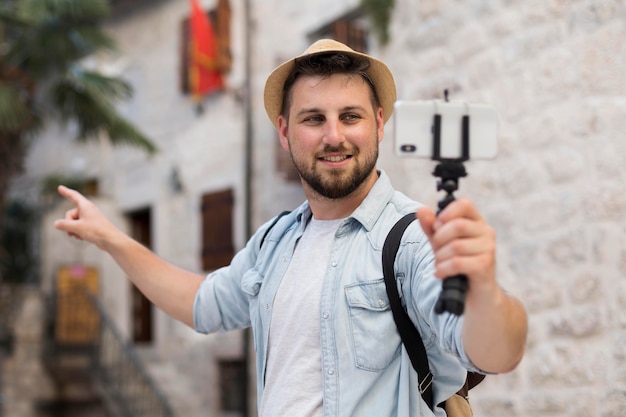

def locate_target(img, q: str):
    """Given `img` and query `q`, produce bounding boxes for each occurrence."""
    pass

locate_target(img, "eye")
[342,113,361,122]
[302,115,324,124]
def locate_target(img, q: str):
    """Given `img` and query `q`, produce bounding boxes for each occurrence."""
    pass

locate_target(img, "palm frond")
[0,5,32,27]
[71,27,117,52]
[72,68,133,101]
[7,25,117,77]
[3,0,115,77]
[105,115,158,153]
[0,0,155,156]
[52,75,156,154]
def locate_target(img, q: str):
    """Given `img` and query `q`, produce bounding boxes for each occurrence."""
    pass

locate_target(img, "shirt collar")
[349,170,395,232]
[292,170,394,233]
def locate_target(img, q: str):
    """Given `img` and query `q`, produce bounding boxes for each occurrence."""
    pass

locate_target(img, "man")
[55,39,527,417]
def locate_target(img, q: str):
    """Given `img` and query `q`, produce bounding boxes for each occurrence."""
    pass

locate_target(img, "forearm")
[462,285,528,373]
[103,229,204,328]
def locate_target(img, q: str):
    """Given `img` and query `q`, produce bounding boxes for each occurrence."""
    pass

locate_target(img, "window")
[201,189,234,271]
[309,9,369,52]
[179,0,232,94]
[275,9,369,181]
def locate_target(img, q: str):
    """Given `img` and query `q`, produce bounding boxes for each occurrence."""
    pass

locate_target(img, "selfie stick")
[432,92,469,316]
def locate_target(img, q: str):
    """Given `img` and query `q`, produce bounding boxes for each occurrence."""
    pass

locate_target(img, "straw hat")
[263,39,397,129]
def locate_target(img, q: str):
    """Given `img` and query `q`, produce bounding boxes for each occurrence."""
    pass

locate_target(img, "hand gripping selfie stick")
[432,91,469,316]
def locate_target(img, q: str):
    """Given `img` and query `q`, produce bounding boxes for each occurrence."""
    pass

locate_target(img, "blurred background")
[0,0,624,416]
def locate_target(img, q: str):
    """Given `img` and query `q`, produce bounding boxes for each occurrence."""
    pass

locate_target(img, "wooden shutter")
[201,189,235,270]
[179,4,231,94]
[333,18,367,52]
[180,16,191,93]
[216,0,232,73]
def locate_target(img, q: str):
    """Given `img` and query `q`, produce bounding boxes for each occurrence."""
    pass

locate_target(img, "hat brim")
[263,39,397,129]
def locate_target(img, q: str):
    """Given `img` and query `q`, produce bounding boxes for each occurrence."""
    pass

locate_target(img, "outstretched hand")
[417,198,497,295]
[54,185,121,250]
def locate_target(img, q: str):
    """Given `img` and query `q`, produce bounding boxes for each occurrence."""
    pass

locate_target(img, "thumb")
[54,218,83,240]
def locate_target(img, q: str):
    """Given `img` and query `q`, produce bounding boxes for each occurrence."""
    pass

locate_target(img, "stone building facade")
[7,0,626,416]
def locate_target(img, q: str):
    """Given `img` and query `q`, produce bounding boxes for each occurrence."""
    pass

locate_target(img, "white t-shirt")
[259,217,343,417]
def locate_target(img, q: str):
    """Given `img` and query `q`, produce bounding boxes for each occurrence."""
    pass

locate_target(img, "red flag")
[189,0,224,98]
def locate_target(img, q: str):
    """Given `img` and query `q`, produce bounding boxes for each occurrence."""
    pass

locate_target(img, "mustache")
[317,144,355,155]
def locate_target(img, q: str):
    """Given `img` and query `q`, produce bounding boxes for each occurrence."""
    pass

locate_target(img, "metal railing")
[44,289,174,417]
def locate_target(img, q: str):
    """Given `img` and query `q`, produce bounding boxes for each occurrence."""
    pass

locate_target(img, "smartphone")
[393,100,498,160]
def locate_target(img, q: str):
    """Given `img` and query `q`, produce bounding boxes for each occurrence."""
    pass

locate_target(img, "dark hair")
[280,52,381,120]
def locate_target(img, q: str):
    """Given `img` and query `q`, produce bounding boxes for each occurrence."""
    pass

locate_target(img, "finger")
[429,218,487,248]
[417,206,437,240]
[57,185,86,206]
[434,233,495,263]
[64,208,79,221]
[437,198,484,223]
[434,253,494,281]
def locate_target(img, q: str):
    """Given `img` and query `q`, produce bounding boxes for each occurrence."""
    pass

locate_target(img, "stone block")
[549,306,604,338]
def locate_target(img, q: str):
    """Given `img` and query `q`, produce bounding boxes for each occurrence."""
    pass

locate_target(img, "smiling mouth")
[320,155,351,162]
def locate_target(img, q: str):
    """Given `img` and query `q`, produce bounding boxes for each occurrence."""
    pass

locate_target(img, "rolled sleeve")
[193,275,225,334]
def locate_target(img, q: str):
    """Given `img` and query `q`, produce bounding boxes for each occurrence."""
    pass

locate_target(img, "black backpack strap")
[382,213,434,410]
[259,210,291,250]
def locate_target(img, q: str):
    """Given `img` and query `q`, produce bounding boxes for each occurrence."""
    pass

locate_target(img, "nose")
[322,118,345,147]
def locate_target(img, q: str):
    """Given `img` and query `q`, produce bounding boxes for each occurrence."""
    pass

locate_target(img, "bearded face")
[278,73,384,201]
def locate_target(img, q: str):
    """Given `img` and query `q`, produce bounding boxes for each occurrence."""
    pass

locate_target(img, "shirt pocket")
[344,279,402,372]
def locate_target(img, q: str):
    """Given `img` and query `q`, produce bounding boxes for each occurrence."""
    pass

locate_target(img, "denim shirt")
[194,171,479,417]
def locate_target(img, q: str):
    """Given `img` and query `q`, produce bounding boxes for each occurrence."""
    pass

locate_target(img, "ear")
[277,115,290,152]
[377,106,385,143]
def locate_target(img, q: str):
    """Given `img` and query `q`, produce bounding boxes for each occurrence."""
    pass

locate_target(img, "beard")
[289,141,379,200]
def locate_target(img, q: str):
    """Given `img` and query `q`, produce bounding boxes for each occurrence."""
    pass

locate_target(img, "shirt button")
[378,299,385,307]
[264,304,270,310]
[328,369,335,375]
[282,257,288,263]
[322,312,330,319]
[331,261,338,267]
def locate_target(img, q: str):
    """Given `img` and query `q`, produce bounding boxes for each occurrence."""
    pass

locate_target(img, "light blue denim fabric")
[194,171,480,417]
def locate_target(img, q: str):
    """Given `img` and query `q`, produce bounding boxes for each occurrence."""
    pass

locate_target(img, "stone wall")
[372,1,626,416]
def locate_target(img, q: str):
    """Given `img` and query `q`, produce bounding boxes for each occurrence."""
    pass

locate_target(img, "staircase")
[42,286,174,417]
